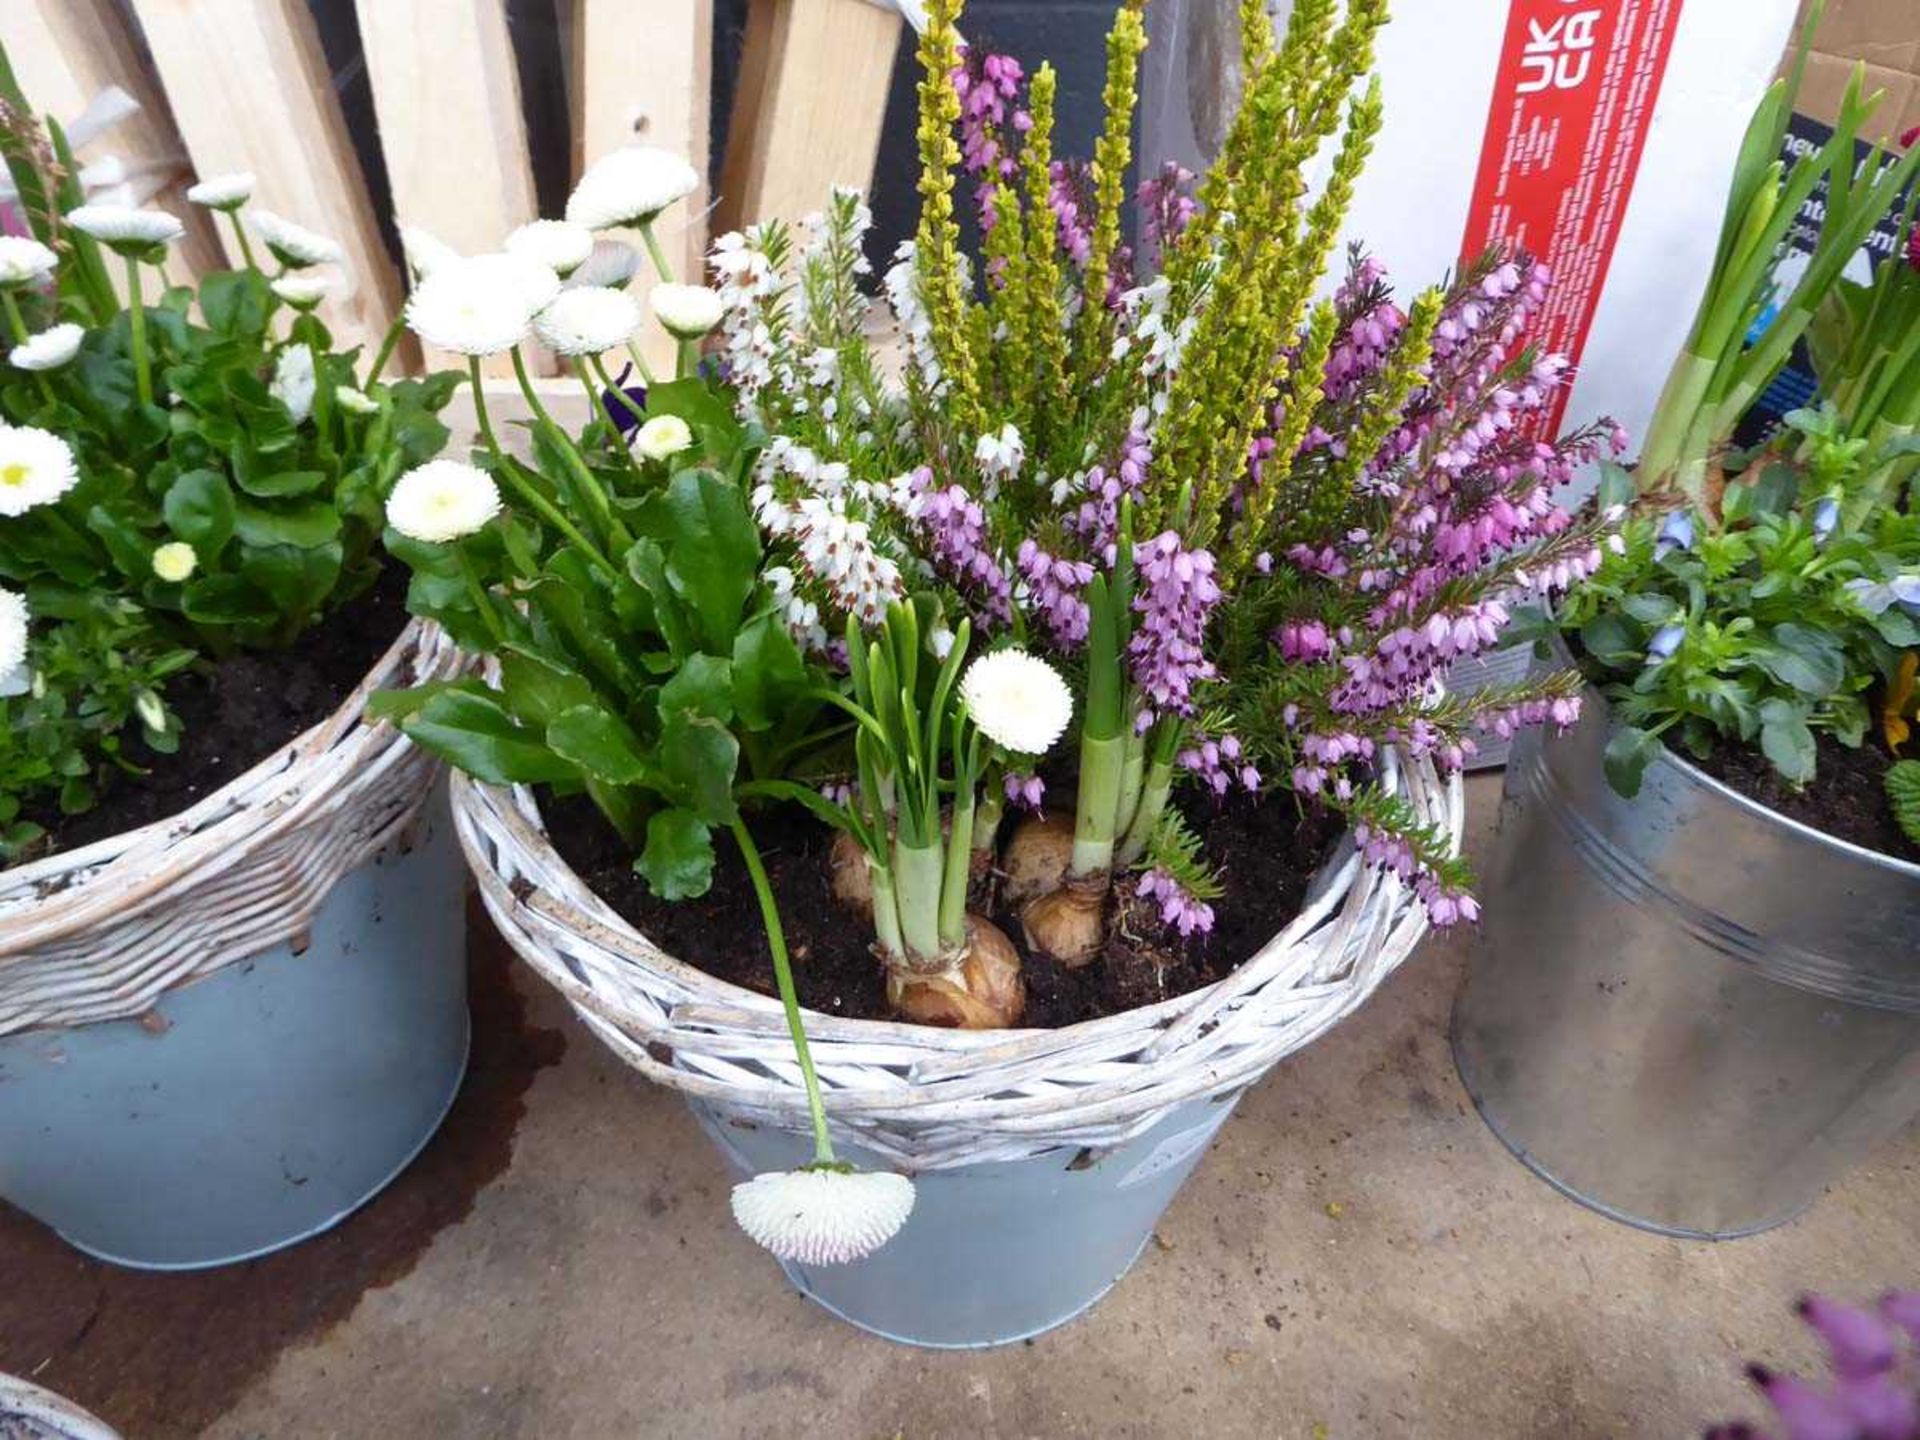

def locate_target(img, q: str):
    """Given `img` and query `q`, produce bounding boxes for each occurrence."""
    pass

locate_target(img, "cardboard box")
[1789,0,1920,140]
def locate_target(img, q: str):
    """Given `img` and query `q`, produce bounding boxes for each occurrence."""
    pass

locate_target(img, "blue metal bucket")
[693,1089,1243,1348]
[0,792,470,1270]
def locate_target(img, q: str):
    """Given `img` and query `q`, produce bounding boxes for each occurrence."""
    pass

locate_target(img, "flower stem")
[467,356,504,463]
[638,220,676,285]
[623,341,658,388]
[730,816,836,1166]
[225,210,260,272]
[454,544,506,644]
[590,353,650,426]
[677,338,699,381]
[365,314,405,387]
[124,256,153,409]
[893,838,947,963]
[1116,754,1174,867]
[511,345,557,427]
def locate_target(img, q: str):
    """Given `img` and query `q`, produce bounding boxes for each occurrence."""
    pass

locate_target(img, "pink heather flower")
[1004,770,1045,810]
[907,467,1013,627]
[953,48,1029,231]
[1137,868,1215,937]
[1179,731,1259,796]
[1016,538,1094,649]
[1128,531,1221,726]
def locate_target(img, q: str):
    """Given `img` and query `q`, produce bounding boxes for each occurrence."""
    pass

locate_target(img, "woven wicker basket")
[453,750,1461,1171]
[0,1372,118,1440]
[0,619,461,1036]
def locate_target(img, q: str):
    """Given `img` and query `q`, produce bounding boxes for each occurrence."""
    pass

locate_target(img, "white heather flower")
[566,239,640,290]
[270,343,316,424]
[270,273,334,309]
[9,323,84,372]
[151,541,197,583]
[650,282,723,340]
[533,286,641,356]
[505,219,594,278]
[960,649,1074,755]
[0,585,28,693]
[974,422,1026,495]
[730,1167,915,1266]
[0,236,58,286]
[251,210,344,269]
[405,256,538,357]
[0,425,80,516]
[186,171,255,210]
[400,224,459,281]
[386,460,502,543]
[67,204,185,252]
[635,414,693,461]
[335,384,379,415]
[565,146,699,230]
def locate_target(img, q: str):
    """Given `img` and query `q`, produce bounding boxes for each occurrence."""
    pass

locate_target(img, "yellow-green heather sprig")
[1073,0,1147,382]
[1021,63,1068,441]
[1314,286,1442,524]
[1170,0,1281,291]
[914,0,982,438]
[1231,299,1338,575]
[1239,0,1275,77]
[985,185,1036,431]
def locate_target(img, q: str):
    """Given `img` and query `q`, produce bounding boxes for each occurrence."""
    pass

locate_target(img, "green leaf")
[624,536,695,657]
[653,469,759,654]
[198,269,272,338]
[235,468,327,499]
[1581,611,1642,668]
[163,469,236,552]
[1602,725,1663,799]
[1755,622,1845,698]
[731,609,809,732]
[238,540,342,618]
[233,498,341,549]
[402,686,582,785]
[1758,700,1816,785]
[658,709,740,825]
[660,652,734,726]
[1596,460,1635,511]
[547,703,652,786]
[498,646,599,728]
[637,808,716,900]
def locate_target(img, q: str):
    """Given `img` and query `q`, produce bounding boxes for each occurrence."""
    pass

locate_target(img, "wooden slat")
[714,0,902,236]
[127,0,403,358]
[0,0,222,292]
[571,0,714,372]
[355,0,540,376]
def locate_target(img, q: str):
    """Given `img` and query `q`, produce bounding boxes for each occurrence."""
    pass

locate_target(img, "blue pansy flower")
[1810,495,1839,544]
[1654,510,1695,559]
[1645,623,1685,665]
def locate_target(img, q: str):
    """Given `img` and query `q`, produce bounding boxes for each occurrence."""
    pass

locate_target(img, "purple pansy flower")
[599,363,648,438]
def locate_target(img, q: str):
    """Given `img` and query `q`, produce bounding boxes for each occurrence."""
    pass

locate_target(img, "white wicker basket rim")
[455,749,1463,1170]
[0,618,462,1035]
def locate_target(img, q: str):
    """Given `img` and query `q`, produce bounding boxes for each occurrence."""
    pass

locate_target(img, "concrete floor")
[7,774,1918,1438]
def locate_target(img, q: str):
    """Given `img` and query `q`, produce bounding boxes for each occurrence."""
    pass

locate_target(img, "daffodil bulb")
[730,1166,915,1266]
[533,286,641,357]
[67,204,185,257]
[400,224,459,282]
[185,171,255,211]
[151,541,197,583]
[0,424,80,517]
[565,239,640,290]
[960,649,1074,756]
[335,385,379,416]
[270,344,317,424]
[565,146,699,230]
[251,210,344,269]
[505,219,594,279]
[386,460,503,543]
[0,585,29,693]
[270,273,334,310]
[9,323,84,372]
[650,283,723,340]
[404,256,539,357]
[635,414,694,462]
[0,236,58,286]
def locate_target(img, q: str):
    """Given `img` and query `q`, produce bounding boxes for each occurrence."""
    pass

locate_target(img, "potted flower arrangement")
[1453,12,1920,1241]
[395,0,1618,1345]
[0,52,469,1269]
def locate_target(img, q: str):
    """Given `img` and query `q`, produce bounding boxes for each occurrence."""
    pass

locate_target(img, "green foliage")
[1136,808,1222,903]
[1887,759,1920,847]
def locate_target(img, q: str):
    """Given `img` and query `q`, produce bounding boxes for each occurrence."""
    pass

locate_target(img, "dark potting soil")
[28,568,412,860]
[1687,731,1920,864]
[541,786,1346,1029]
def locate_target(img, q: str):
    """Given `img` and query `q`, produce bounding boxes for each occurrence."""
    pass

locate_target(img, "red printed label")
[1460,0,1685,432]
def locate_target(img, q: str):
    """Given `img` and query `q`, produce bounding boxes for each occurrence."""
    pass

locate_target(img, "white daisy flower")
[730,1166,915,1266]
[487,251,562,313]
[335,385,379,415]
[0,236,58,286]
[251,210,344,269]
[635,414,693,461]
[404,256,539,357]
[152,541,197,583]
[0,585,29,694]
[564,239,640,290]
[185,171,255,210]
[532,285,641,356]
[505,219,594,278]
[400,224,459,281]
[270,273,334,310]
[959,649,1074,755]
[650,282,724,340]
[67,204,185,254]
[270,344,316,424]
[565,146,699,230]
[0,424,80,517]
[386,459,503,543]
[9,323,84,372]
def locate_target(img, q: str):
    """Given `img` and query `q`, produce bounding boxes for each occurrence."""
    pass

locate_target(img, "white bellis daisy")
[385,460,503,543]
[565,146,699,230]
[959,649,1074,755]
[730,1166,915,1266]
[533,286,641,357]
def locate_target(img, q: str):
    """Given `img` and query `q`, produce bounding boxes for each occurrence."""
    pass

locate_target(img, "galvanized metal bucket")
[692,1089,1244,1348]
[1453,694,1920,1239]
[0,791,470,1270]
